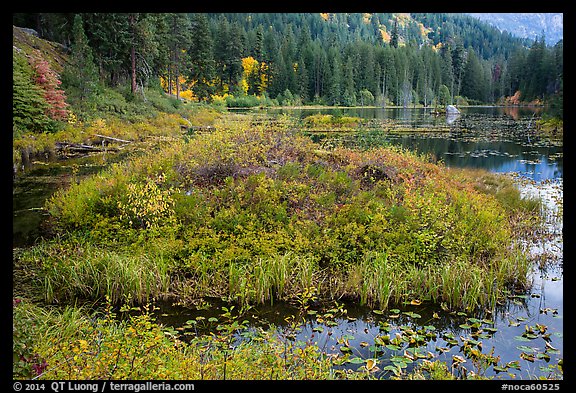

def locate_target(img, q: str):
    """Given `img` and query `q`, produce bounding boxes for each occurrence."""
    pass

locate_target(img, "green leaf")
[384,365,401,376]
[392,360,407,369]
[514,335,531,342]
[516,345,535,353]
[507,361,521,370]
[536,353,551,361]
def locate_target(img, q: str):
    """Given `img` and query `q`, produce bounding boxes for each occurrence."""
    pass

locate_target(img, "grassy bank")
[16,115,541,312]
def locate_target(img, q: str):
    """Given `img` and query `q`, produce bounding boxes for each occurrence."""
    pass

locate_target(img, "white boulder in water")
[446,105,460,114]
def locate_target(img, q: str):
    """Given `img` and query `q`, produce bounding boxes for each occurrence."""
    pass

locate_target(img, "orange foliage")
[504,91,522,106]
[380,28,391,43]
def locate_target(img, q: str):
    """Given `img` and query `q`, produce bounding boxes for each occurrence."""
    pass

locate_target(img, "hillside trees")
[13,12,563,109]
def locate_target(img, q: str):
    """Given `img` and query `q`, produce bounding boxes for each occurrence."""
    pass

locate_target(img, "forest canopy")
[13,12,563,112]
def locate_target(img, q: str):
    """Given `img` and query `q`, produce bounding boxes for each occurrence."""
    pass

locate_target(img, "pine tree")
[342,56,356,106]
[83,13,131,87]
[13,52,51,135]
[461,49,484,102]
[62,14,99,102]
[325,46,342,105]
[390,17,399,48]
[451,40,467,99]
[213,15,230,93]
[296,55,309,102]
[226,22,246,92]
[188,13,215,101]
[161,13,191,98]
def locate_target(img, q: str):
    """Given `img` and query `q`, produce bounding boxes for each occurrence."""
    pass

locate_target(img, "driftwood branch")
[55,142,103,152]
[94,134,132,144]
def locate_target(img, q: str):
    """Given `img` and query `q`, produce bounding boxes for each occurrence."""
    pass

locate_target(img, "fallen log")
[55,142,103,152]
[94,134,132,144]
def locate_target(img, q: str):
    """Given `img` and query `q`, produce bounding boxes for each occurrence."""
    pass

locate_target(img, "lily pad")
[384,365,401,376]
[520,352,535,362]
[348,356,364,364]
[514,335,532,342]
[403,311,421,319]
[516,345,536,353]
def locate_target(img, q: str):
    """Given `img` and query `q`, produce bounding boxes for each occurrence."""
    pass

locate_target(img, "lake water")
[12,106,563,380]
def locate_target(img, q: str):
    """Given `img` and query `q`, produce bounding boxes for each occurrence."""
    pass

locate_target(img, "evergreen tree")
[213,15,230,93]
[13,52,51,135]
[440,44,454,103]
[451,40,467,99]
[225,22,246,92]
[390,17,399,48]
[325,46,342,105]
[438,84,451,107]
[461,49,484,102]
[296,55,309,102]
[161,13,191,98]
[83,13,131,87]
[188,13,215,101]
[61,14,99,102]
[342,56,356,106]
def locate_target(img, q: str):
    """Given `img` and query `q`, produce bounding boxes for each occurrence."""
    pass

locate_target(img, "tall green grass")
[24,239,172,305]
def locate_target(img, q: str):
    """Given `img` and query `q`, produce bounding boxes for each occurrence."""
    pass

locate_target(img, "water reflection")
[300,107,562,182]
[446,113,460,125]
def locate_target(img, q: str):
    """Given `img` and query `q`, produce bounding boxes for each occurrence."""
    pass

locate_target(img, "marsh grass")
[24,239,172,304]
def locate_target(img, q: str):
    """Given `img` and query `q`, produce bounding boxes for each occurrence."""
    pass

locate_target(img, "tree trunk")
[131,45,137,94]
[129,14,137,95]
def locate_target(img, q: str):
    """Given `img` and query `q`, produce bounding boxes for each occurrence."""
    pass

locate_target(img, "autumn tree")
[29,50,69,122]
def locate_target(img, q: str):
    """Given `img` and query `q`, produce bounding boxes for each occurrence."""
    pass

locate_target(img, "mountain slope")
[466,13,563,44]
